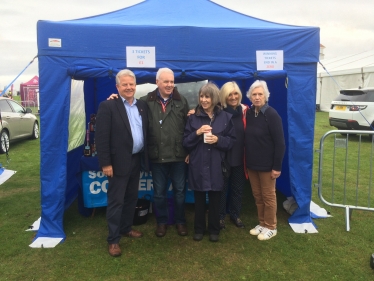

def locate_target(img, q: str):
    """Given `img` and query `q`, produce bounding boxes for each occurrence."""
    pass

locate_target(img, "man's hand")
[107,93,119,100]
[187,109,195,116]
[103,165,113,177]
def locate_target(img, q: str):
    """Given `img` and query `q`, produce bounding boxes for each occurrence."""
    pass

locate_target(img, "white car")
[0,97,39,154]
[329,87,374,131]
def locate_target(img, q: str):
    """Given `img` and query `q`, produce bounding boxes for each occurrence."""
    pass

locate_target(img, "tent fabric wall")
[364,69,374,87]
[35,0,320,243]
[317,49,374,111]
[317,66,374,111]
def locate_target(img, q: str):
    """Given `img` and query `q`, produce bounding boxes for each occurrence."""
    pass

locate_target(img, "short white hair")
[156,68,174,80]
[116,69,136,84]
[246,80,270,102]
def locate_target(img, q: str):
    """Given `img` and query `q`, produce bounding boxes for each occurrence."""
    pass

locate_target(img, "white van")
[329,87,374,131]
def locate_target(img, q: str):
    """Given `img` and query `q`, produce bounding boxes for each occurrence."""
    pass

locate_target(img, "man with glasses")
[140,68,190,238]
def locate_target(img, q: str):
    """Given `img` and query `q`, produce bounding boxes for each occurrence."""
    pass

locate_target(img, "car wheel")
[0,130,10,154]
[31,121,39,139]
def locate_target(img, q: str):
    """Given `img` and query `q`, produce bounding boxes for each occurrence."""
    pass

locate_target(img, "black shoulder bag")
[221,154,231,178]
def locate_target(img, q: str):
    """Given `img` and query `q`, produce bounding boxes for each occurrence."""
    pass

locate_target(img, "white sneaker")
[257,228,277,240]
[249,225,264,236]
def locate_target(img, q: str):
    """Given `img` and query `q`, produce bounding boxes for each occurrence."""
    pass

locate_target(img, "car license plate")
[335,105,346,111]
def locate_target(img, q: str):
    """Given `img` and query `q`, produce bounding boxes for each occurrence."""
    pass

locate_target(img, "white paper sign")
[48,38,62,48]
[126,46,156,68]
[256,50,284,70]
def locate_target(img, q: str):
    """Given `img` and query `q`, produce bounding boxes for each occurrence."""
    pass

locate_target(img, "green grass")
[1,111,374,280]
[314,113,374,208]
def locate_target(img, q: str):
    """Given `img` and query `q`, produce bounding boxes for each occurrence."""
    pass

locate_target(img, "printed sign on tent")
[126,46,156,68]
[256,50,284,71]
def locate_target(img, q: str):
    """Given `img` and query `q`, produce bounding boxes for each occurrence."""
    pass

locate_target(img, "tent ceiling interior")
[35,0,320,243]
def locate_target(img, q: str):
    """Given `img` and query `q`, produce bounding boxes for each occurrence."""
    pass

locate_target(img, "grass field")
[1,111,374,280]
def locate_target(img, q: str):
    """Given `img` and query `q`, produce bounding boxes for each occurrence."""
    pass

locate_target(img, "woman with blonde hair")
[218,81,249,230]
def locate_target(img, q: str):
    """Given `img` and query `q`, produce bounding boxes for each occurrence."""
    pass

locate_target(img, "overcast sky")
[1,0,374,91]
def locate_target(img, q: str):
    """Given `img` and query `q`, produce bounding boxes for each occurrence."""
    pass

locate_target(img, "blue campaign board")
[81,170,194,208]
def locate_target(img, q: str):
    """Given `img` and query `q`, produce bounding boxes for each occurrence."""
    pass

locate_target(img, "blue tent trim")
[36,0,320,241]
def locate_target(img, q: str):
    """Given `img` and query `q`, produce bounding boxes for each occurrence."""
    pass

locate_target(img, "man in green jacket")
[140,68,189,238]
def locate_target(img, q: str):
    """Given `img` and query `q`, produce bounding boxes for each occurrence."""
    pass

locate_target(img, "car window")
[335,90,374,102]
[134,80,207,109]
[0,100,14,112]
[8,100,25,113]
[175,81,207,109]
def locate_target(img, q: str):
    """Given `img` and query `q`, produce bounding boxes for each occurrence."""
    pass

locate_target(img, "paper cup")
[204,131,212,143]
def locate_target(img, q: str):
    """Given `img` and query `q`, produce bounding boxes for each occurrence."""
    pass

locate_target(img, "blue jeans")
[152,161,186,224]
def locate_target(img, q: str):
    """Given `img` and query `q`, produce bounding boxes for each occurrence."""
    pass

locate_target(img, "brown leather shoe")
[155,224,167,237]
[122,229,143,238]
[176,223,188,236]
[108,243,121,257]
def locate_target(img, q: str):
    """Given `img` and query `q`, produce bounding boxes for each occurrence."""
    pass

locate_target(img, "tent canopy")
[36,0,320,242]
[20,75,39,87]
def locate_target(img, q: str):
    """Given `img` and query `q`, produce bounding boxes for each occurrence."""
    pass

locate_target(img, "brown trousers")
[247,169,277,230]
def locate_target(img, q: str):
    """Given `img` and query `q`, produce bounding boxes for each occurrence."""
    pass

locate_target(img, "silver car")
[0,97,39,154]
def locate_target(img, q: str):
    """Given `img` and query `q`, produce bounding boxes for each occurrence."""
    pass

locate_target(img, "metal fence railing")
[316,130,374,231]
[20,100,36,107]
[20,100,38,114]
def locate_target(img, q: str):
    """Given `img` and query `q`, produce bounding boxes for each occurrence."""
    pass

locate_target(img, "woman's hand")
[271,170,281,180]
[185,154,190,164]
[204,134,218,144]
[107,93,119,100]
[196,125,212,136]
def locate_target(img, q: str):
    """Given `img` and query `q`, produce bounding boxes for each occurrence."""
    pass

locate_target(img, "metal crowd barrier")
[20,100,36,108]
[316,130,374,231]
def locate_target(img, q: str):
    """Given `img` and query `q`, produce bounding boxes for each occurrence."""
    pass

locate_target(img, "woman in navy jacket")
[218,82,249,230]
[245,80,285,241]
[183,83,235,242]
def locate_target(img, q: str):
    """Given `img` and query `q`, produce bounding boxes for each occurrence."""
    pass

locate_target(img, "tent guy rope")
[0,55,38,97]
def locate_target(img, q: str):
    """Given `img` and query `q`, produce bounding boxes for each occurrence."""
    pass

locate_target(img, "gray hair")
[156,68,174,80]
[246,80,270,102]
[116,69,136,85]
[198,82,220,108]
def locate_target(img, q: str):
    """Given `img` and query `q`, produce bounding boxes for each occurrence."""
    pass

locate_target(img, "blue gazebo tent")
[35,0,320,244]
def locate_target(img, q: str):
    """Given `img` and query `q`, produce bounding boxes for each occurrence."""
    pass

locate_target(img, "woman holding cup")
[183,82,235,242]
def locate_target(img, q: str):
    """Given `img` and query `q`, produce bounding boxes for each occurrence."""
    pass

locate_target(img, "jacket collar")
[195,105,222,117]
[251,103,269,114]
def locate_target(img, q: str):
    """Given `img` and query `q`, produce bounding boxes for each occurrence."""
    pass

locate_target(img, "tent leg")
[91,208,96,218]
[345,206,352,231]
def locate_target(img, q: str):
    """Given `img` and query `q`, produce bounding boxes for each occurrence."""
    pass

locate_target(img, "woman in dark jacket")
[219,82,249,230]
[183,83,235,242]
[245,80,285,241]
